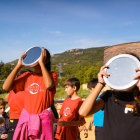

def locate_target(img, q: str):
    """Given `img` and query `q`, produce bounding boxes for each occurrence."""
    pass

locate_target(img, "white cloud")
[49,31,62,35]
[120,21,138,26]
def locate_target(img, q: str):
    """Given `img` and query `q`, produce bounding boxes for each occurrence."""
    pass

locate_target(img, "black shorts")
[95,126,103,140]
[7,119,19,140]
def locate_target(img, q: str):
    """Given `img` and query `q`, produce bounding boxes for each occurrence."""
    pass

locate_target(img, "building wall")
[104,41,140,64]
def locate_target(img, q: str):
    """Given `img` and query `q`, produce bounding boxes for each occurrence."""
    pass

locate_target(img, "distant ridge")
[7,46,107,66]
[7,46,108,84]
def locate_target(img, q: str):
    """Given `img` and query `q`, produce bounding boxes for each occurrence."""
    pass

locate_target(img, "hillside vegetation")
[0,46,107,95]
[51,46,106,85]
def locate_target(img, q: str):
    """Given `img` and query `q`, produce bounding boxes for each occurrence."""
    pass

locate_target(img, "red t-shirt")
[8,90,25,119]
[55,98,85,140]
[13,71,57,114]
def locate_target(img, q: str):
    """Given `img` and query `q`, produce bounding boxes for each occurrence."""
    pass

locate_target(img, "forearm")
[65,120,84,126]
[54,119,59,123]
[79,83,104,117]
[40,62,54,89]
[2,64,22,91]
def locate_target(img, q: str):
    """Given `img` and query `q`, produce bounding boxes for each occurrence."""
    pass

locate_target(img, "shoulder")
[64,98,70,102]
[16,72,33,80]
[77,97,83,102]
[49,71,58,79]
[3,112,9,119]
[49,71,57,76]
[99,90,113,102]
[74,98,83,107]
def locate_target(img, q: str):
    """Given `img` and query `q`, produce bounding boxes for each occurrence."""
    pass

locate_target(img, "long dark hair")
[113,87,140,115]
[45,48,51,71]
[132,87,140,115]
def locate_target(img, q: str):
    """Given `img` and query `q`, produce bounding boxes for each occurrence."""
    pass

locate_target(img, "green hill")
[51,46,107,84]
[4,46,107,86]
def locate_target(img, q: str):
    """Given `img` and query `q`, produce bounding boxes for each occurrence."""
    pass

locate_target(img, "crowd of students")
[1,48,140,140]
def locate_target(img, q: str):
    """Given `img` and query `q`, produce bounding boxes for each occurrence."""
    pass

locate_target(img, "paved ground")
[80,115,95,140]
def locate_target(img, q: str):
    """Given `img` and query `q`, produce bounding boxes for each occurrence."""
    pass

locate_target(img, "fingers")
[100,65,109,72]
[98,65,110,78]
[40,49,47,63]
[102,70,110,78]
[21,51,26,59]
[135,68,140,72]
[134,73,140,80]
[134,68,140,80]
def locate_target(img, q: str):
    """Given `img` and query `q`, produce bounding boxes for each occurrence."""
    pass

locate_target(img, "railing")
[5,100,64,104]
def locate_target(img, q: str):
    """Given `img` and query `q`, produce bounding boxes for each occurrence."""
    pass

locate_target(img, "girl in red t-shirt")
[3,47,57,140]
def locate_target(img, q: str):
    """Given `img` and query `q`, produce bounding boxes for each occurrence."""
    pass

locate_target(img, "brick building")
[104,41,140,64]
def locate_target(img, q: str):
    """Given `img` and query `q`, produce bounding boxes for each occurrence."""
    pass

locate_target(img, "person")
[7,69,33,140]
[0,98,9,140]
[79,61,140,140]
[55,77,85,140]
[87,78,104,140]
[3,47,58,140]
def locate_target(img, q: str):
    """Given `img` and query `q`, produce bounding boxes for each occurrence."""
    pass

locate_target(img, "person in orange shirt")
[7,69,32,140]
[55,77,85,140]
[3,48,57,140]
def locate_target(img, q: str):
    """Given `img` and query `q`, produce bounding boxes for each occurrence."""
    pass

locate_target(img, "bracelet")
[98,82,105,86]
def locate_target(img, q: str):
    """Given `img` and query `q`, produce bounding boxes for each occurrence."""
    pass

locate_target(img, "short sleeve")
[52,72,58,88]
[99,90,112,103]
[48,72,58,93]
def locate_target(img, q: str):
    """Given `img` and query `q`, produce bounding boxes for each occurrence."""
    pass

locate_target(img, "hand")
[39,49,47,65]
[57,121,68,127]
[98,65,110,85]
[88,121,93,131]
[1,134,8,139]
[134,68,140,90]
[84,129,88,138]
[17,51,26,67]
[78,126,83,132]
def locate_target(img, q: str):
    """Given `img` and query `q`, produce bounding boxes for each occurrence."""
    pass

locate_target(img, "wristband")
[98,82,105,86]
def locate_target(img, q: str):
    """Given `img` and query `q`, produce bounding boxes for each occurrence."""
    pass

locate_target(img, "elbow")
[79,108,88,117]
[2,85,9,91]
[46,82,55,90]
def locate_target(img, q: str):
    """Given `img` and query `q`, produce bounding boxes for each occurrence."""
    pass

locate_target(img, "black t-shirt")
[100,90,140,140]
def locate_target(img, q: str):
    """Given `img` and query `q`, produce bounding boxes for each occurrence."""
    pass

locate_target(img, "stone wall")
[104,41,140,64]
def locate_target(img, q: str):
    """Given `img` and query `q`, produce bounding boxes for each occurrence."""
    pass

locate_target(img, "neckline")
[70,97,81,101]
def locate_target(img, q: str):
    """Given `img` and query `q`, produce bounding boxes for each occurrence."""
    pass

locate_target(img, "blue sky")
[0,0,140,63]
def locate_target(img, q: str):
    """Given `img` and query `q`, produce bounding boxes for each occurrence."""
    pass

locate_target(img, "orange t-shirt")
[55,98,85,140]
[13,71,57,114]
[8,90,25,119]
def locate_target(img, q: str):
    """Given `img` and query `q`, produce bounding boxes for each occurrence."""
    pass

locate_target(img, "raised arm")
[79,65,110,117]
[39,49,55,90]
[2,52,25,91]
